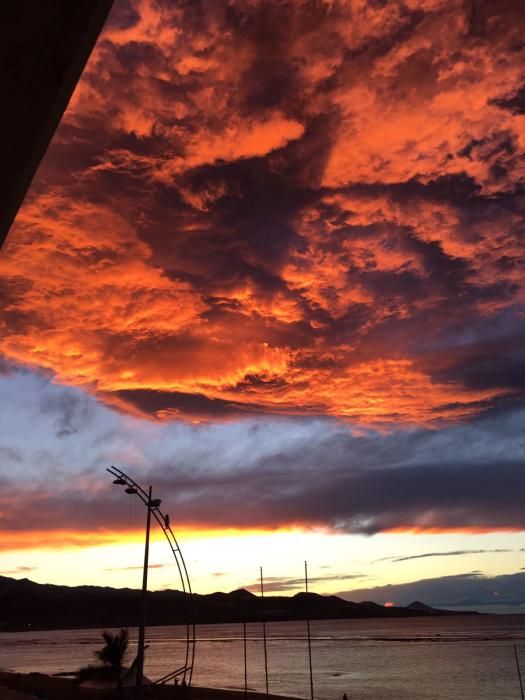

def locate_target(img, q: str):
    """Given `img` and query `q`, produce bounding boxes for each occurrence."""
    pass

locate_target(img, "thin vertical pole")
[515,645,524,700]
[135,485,152,700]
[260,567,269,697]
[244,620,248,700]
[305,561,314,700]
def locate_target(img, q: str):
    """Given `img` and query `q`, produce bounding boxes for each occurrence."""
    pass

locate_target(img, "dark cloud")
[0,393,524,537]
[339,571,525,610]
[492,83,525,115]
[39,388,94,438]
[417,319,525,395]
[111,388,268,419]
[0,355,14,376]
[151,456,525,534]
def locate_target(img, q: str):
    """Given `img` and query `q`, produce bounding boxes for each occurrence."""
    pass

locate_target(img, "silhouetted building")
[0,1,114,248]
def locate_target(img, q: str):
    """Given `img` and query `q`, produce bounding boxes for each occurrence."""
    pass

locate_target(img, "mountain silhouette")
[0,576,476,632]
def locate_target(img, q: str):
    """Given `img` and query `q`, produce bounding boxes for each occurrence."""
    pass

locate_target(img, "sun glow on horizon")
[1,529,524,601]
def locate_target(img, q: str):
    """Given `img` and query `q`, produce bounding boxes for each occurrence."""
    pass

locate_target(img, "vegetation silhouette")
[97,628,129,666]
[97,628,129,688]
[78,627,129,695]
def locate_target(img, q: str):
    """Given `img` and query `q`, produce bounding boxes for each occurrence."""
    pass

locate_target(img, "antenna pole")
[305,561,314,700]
[244,619,248,700]
[515,645,524,700]
[260,567,269,697]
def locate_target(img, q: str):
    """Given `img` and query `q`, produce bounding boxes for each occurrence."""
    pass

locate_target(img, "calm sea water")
[2,616,525,699]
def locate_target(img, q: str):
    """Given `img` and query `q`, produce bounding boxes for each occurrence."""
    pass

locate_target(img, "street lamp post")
[107,467,194,695]
[115,480,158,699]
[135,484,153,700]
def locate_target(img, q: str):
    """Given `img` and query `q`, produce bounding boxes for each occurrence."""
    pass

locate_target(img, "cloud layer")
[340,571,525,610]
[0,0,524,424]
[0,367,524,545]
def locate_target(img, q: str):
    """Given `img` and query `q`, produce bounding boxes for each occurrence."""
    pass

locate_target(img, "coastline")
[0,671,300,700]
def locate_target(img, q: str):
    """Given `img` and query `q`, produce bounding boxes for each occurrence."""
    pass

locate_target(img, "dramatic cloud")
[0,367,524,545]
[0,0,524,425]
[1,0,524,566]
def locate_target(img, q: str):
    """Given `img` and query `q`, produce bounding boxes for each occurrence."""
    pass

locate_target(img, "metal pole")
[305,561,314,700]
[260,567,269,697]
[515,645,524,700]
[107,467,195,687]
[135,485,152,700]
[244,620,248,700]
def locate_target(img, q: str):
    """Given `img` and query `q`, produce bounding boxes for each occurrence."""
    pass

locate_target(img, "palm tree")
[96,628,129,692]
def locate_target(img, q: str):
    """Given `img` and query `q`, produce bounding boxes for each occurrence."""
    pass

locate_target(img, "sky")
[0,0,524,607]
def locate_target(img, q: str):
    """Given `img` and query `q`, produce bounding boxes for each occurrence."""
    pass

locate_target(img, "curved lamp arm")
[107,465,195,686]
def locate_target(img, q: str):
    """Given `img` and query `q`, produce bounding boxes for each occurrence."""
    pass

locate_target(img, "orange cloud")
[0,529,126,552]
[184,114,305,168]
[0,523,309,554]
[384,526,525,536]
[1,0,523,426]
[1,521,520,555]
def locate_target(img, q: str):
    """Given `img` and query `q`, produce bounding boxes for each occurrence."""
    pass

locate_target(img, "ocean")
[1,616,525,699]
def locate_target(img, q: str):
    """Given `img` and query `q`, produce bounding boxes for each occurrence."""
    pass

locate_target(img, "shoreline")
[0,610,486,636]
[0,671,300,700]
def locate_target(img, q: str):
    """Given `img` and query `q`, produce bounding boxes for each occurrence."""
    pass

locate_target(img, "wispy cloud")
[245,573,367,594]
[387,549,514,563]
[0,566,36,575]
[103,563,168,572]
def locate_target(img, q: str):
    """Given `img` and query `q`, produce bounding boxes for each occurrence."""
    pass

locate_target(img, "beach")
[0,672,297,700]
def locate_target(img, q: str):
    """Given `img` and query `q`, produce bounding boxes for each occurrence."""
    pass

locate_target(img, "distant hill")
[0,576,477,632]
[406,600,462,615]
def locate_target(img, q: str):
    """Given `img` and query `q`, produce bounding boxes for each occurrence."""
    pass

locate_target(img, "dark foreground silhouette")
[0,575,477,632]
[0,670,299,700]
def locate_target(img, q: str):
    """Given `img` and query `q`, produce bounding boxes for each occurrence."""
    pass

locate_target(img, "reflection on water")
[2,616,525,699]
